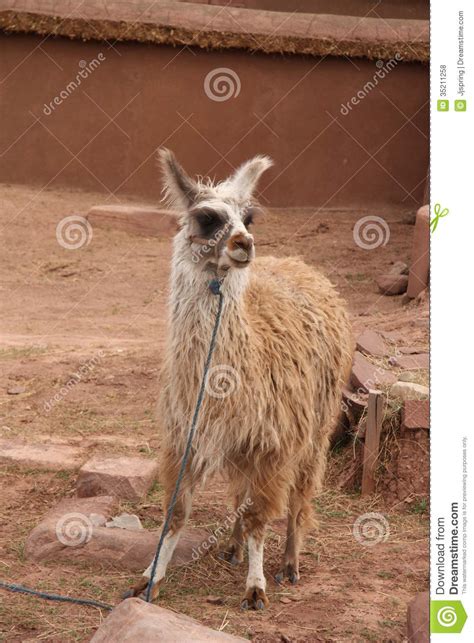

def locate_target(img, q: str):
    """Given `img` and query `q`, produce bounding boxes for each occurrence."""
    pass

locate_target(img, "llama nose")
[227,232,254,263]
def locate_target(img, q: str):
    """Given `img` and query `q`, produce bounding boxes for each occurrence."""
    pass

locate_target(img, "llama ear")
[226,155,273,201]
[158,148,200,210]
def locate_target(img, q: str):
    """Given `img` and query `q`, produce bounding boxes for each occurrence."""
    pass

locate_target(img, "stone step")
[402,399,429,431]
[0,438,85,471]
[77,456,159,501]
[90,598,246,641]
[350,351,396,393]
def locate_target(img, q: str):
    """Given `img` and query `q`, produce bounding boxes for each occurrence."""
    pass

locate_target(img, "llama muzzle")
[226,232,254,264]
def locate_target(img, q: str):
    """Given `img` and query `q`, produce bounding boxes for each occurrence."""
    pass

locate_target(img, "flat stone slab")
[0,438,85,471]
[392,353,429,370]
[406,592,429,642]
[403,400,429,431]
[390,381,429,401]
[91,598,246,642]
[351,351,396,393]
[342,384,368,411]
[399,346,428,355]
[25,496,209,572]
[87,205,177,238]
[77,456,159,501]
[356,329,387,357]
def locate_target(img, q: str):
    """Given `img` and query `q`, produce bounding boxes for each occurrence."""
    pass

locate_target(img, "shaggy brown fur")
[127,151,353,609]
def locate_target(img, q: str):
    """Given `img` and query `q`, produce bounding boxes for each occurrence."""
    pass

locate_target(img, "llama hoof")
[241,586,269,610]
[275,564,300,585]
[123,576,161,602]
[218,548,243,566]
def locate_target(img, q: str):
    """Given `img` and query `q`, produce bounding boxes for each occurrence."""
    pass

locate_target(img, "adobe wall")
[0,32,428,207]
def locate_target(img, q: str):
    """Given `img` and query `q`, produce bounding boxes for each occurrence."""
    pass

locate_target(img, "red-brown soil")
[0,184,428,641]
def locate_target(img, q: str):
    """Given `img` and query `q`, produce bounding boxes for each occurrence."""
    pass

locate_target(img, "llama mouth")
[220,256,252,272]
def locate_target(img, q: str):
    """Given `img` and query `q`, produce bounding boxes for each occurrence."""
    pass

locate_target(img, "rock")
[379,330,403,342]
[391,354,429,370]
[90,513,107,527]
[356,330,387,357]
[399,347,427,355]
[0,438,85,471]
[279,597,292,604]
[7,386,26,395]
[407,206,429,299]
[376,274,409,296]
[398,372,417,383]
[25,496,209,571]
[90,598,246,641]
[206,595,224,605]
[407,592,429,642]
[403,400,429,431]
[106,513,143,531]
[87,205,177,238]
[351,352,396,393]
[77,456,159,501]
[342,385,368,411]
[390,381,429,401]
[389,261,409,275]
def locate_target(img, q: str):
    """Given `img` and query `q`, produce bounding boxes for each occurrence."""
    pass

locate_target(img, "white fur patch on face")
[246,535,266,590]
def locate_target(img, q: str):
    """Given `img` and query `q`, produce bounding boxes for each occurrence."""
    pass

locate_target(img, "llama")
[127,149,353,609]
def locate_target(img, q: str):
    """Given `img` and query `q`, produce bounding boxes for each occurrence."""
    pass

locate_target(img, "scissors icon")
[430,203,449,233]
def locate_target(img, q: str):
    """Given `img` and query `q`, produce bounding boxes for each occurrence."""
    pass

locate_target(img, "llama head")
[159,149,273,277]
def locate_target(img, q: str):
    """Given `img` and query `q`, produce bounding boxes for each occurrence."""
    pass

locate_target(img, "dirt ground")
[0,183,428,641]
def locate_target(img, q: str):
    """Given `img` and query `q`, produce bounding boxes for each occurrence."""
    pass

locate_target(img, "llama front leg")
[125,486,192,601]
[124,453,194,602]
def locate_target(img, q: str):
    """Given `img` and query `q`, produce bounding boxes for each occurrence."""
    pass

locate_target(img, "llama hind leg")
[276,480,314,585]
[219,495,245,565]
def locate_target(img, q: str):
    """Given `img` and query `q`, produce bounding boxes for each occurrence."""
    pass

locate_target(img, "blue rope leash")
[0,580,113,611]
[0,278,224,612]
[145,278,224,601]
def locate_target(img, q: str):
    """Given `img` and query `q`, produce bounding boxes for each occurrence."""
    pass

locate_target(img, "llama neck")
[168,233,250,350]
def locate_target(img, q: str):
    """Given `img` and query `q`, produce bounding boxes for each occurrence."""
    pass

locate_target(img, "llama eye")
[243,213,254,228]
[193,209,223,237]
